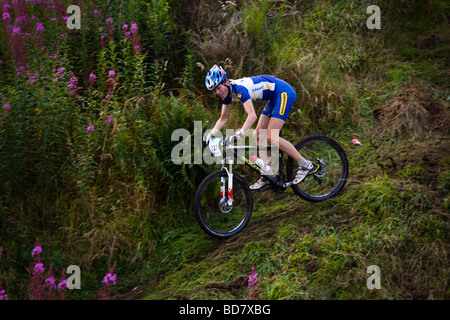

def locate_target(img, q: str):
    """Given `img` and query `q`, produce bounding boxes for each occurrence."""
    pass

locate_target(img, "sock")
[298,158,310,167]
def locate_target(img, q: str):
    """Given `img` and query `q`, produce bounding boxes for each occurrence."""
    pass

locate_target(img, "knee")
[267,129,279,144]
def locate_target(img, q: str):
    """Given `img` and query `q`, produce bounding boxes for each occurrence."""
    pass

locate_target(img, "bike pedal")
[257,186,272,192]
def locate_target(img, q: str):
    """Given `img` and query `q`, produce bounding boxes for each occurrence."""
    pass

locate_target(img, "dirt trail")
[118,201,310,300]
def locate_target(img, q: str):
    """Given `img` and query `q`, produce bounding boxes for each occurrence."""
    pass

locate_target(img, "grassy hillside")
[0,0,449,300]
[135,0,450,300]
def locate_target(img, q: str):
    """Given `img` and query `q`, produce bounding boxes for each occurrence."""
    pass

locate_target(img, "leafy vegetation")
[0,0,449,300]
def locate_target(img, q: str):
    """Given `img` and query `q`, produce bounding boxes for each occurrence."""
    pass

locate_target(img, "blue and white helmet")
[205,65,227,90]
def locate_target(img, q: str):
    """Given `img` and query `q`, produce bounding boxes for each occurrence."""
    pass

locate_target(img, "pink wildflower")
[105,17,113,39]
[33,263,45,275]
[88,73,96,87]
[108,70,115,91]
[130,22,138,34]
[67,76,78,92]
[97,265,117,300]
[102,272,117,286]
[0,288,8,300]
[12,27,21,37]
[36,22,44,33]
[28,73,39,84]
[16,15,27,25]
[58,279,67,291]
[32,245,42,257]
[2,12,11,21]
[56,269,68,300]
[86,124,94,132]
[44,276,56,289]
[247,265,259,300]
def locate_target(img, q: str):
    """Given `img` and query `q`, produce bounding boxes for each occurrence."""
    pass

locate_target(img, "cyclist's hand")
[204,132,214,146]
[224,130,243,146]
[225,135,240,145]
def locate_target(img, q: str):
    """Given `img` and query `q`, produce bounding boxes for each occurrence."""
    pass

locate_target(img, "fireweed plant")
[0,247,7,300]
[0,0,155,195]
[28,239,68,300]
[97,265,117,300]
[247,265,259,300]
[0,0,167,298]
[1,238,117,300]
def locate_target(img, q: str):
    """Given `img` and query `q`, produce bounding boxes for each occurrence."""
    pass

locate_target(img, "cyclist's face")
[214,83,229,100]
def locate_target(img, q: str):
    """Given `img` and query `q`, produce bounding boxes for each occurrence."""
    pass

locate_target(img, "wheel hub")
[219,198,232,213]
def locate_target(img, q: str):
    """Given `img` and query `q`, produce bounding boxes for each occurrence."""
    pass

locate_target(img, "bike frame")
[219,143,295,193]
[213,131,296,205]
[223,145,293,187]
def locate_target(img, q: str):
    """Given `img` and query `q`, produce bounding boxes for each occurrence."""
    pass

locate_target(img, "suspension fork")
[221,159,234,206]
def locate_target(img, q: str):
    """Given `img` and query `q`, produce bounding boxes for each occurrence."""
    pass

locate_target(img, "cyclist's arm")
[239,99,258,135]
[211,104,231,135]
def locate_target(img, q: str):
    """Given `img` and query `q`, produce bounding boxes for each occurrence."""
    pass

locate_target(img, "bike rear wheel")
[286,135,348,202]
[194,170,253,238]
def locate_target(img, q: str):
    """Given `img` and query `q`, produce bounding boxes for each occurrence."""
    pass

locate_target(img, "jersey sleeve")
[233,84,251,103]
[220,82,251,104]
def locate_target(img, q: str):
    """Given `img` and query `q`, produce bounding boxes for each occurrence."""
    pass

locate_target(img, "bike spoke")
[287,136,348,201]
[195,171,252,237]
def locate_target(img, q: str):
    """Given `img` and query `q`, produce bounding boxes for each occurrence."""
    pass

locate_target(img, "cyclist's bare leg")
[253,115,271,164]
[254,116,307,172]
[267,119,314,184]
[249,115,273,189]
[267,117,306,165]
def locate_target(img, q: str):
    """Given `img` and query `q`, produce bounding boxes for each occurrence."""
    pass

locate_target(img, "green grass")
[135,0,450,300]
[139,168,448,299]
[1,0,449,300]
[136,118,449,300]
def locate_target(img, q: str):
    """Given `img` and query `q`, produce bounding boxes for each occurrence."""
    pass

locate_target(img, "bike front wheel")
[286,135,349,202]
[194,170,253,238]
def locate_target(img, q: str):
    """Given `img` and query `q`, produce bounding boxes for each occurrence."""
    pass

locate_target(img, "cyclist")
[203,64,314,190]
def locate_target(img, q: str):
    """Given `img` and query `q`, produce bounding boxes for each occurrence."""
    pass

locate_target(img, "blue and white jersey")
[222,75,277,105]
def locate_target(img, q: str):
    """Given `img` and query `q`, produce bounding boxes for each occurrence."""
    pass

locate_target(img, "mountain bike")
[194,134,349,238]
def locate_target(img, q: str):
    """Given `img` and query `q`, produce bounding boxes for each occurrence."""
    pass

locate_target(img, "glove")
[204,132,214,146]
[225,135,239,145]
[224,130,243,146]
